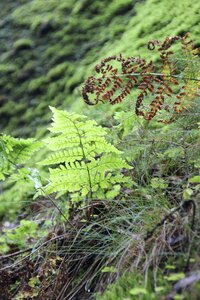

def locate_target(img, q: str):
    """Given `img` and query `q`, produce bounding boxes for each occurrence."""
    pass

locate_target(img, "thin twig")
[0,248,32,260]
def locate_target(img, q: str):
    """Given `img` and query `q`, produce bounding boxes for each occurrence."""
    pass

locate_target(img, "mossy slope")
[0,0,200,137]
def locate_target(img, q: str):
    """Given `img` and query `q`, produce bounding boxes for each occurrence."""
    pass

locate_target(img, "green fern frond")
[0,134,42,180]
[1,135,42,163]
[41,107,132,200]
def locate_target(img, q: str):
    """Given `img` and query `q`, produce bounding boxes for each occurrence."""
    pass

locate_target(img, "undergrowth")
[0,34,200,300]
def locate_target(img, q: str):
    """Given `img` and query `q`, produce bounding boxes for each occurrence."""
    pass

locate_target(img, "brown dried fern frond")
[82,33,200,123]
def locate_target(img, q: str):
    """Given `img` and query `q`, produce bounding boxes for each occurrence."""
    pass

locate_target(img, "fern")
[82,33,200,124]
[40,107,131,200]
[0,134,42,180]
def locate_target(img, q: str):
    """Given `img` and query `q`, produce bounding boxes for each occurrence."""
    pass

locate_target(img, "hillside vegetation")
[0,0,200,135]
[0,0,200,299]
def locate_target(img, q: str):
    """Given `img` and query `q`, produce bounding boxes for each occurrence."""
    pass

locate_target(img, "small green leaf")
[129,287,147,295]
[174,295,184,300]
[183,188,193,200]
[106,185,121,199]
[163,147,184,159]
[151,178,168,189]
[189,176,200,183]
[165,272,185,281]
[155,286,165,293]
[101,266,116,273]
[189,258,195,263]
[166,265,176,270]
[28,276,39,288]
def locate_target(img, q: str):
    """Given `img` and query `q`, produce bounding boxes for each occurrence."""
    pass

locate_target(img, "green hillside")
[1,0,200,136]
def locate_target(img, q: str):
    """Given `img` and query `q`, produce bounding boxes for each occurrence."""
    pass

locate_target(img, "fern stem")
[71,121,93,203]
[47,195,69,222]
[104,72,200,81]
[39,188,75,228]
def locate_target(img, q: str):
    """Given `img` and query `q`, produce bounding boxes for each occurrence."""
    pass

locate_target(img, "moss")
[0,0,200,138]
[28,76,47,93]
[47,62,68,81]
[65,67,84,93]
[0,63,16,74]
[13,38,34,51]
[50,46,75,64]
[106,0,134,18]
[96,272,155,300]
[46,82,62,99]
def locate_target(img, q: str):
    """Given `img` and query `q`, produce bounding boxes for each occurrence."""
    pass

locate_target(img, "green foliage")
[0,134,42,180]
[101,266,117,273]
[96,272,156,300]
[150,178,168,189]
[4,220,38,247]
[0,0,200,298]
[0,178,37,218]
[0,135,42,218]
[164,272,185,282]
[183,187,194,200]
[0,219,51,254]
[189,176,200,183]
[96,268,200,300]
[40,107,131,200]
[0,220,38,253]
